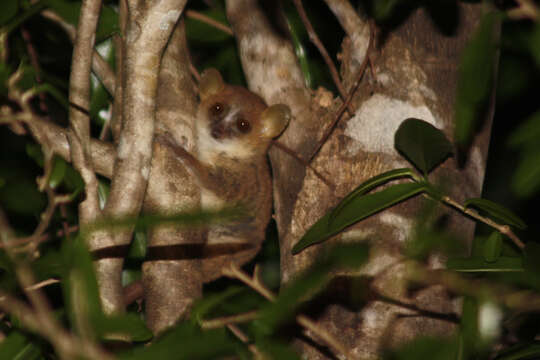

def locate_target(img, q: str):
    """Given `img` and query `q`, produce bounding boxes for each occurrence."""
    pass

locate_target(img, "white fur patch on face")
[196,121,255,164]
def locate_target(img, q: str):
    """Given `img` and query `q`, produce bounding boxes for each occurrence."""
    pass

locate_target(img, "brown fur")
[158,76,288,281]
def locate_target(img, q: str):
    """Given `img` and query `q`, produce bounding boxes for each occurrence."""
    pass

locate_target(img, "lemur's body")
[158,69,290,280]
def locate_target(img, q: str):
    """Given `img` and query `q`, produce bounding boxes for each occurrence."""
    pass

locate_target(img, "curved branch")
[323,0,370,77]
[68,0,103,224]
[226,0,306,105]
[26,116,114,178]
[41,10,116,96]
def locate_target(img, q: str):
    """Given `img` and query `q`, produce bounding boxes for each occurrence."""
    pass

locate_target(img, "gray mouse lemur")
[157,68,291,281]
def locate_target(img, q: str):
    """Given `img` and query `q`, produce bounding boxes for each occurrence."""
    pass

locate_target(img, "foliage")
[0,0,540,359]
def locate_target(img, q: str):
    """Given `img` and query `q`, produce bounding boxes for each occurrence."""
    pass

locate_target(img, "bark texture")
[227,1,493,358]
[18,0,497,355]
[142,19,202,334]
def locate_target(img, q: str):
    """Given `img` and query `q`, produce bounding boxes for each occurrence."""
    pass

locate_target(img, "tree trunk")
[228,1,494,358]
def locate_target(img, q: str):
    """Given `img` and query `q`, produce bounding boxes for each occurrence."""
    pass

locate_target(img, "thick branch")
[26,116,114,178]
[323,0,370,78]
[89,0,188,315]
[68,0,102,224]
[142,18,201,335]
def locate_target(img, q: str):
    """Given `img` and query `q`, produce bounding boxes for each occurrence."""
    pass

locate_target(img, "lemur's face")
[196,69,291,161]
[202,86,266,142]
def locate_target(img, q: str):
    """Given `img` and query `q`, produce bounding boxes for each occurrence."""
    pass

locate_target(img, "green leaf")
[63,163,84,194]
[97,179,109,210]
[61,236,103,338]
[126,230,147,260]
[331,182,427,233]
[256,339,300,360]
[257,244,369,334]
[3,1,45,34]
[446,256,523,272]
[191,286,245,325]
[511,146,540,198]
[394,118,453,175]
[464,198,526,229]
[0,0,19,26]
[97,313,153,342]
[373,0,403,21]
[284,7,312,88]
[26,143,44,167]
[0,175,46,215]
[81,208,242,237]
[185,8,231,43]
[454,12,500,148]
[508,110,540,148]
[0,331,42,360]
[496,341,540,360]
[90,39,115,127]
[406,228,461,260]
[95,5,118,42]
[293,182,426,254]
[32,249,64,279]
[121,268,140,287]
[120,322,236,360]
[46,0,118,41]
[331,168,418,221]
[528,22,540,67]
[523,242,540,275]
[384,336,458,360]
[49,156,67,189]
[482,232,502,263]
[459,297,478,358]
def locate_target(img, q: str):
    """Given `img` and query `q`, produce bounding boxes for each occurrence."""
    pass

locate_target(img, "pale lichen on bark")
[226,1,493,358]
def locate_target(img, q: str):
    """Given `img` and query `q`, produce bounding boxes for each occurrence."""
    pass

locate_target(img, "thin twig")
[223,264,354,360]
[41,10,116,96]
[408,260,540,312]
[226,324,262,357]
[308,20,374,163]
[0,210,114,360]
[292,0,353,114]
[441,195,525,250]
[26,278,61,292]
[20,26,49,115]
[186,9,233,35]
[0,225,78,249]
[201,310,259,329]
[272,140,335,190]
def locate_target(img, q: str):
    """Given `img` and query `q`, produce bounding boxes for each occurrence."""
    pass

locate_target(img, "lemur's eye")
[236,118,251,133]
[209,103,224,117]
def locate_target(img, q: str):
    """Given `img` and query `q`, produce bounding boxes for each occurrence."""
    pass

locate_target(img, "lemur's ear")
[199,68,225,101]
[259,104,291,139]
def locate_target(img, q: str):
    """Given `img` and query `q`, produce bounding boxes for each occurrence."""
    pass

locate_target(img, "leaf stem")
[223,264,355,360]
[440,195,525,250]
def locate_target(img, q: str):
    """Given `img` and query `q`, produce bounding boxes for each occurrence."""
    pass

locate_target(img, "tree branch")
[41,9,116,96]
[323,0,371,76]
[292,0,353,114]
[67,0,102,225]
[223,265,354,360]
